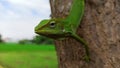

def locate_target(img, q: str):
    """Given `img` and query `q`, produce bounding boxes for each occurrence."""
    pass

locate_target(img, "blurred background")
[0,0,50,42]
[0,0,57,68]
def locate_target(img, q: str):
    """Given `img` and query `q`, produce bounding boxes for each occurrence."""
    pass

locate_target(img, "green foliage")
[18,35,54,45]
[18,39,32,44]
[0,34,3,43]
[32,35,54,45]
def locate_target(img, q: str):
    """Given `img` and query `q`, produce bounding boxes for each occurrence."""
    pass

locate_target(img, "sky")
[0,0,50,42]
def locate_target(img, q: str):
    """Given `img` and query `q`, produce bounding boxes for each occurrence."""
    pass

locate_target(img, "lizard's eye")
[50,21,55,28]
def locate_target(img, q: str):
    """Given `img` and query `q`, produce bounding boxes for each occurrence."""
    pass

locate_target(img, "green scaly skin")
[35,0,90,62]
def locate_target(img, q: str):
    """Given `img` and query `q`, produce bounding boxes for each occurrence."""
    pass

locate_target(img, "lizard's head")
[35,19,66,39]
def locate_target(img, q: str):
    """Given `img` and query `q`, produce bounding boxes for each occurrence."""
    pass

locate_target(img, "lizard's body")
[35,0,90,62]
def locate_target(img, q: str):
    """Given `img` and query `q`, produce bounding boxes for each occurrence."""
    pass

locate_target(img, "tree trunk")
[50,0,120,68]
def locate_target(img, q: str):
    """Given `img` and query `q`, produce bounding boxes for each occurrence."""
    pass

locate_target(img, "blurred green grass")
[0,43,54,52]
[0,43,57,68]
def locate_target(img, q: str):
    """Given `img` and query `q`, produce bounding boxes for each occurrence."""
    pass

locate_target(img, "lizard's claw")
[83,55,90,62]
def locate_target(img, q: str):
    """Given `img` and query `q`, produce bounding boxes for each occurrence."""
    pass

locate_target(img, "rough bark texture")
[50,0,120,68]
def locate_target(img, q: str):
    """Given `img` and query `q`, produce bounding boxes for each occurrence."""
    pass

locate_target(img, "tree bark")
[50,0,120,68]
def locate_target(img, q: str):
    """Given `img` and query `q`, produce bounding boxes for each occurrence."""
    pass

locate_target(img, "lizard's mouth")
[35,30,66,39]
[41,33,64,39]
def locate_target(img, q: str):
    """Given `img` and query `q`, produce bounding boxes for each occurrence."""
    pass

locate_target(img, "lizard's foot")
[83,55,90,62]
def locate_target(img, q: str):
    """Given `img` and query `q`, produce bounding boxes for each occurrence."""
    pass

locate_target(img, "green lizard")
[35,0,90,62]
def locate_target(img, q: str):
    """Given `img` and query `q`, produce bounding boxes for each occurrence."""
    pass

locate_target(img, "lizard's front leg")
[71,33,90,62]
